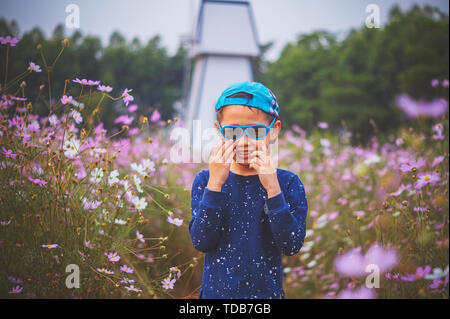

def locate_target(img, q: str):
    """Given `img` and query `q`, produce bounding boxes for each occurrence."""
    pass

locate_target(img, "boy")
[189,81,308,299]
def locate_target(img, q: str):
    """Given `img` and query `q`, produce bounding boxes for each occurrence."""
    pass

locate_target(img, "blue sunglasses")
[218,117,277,141]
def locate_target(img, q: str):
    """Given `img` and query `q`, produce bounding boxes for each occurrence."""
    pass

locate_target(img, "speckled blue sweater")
[189,168,308,299]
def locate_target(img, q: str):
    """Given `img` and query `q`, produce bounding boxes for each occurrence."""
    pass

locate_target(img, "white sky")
[0,0,448,61]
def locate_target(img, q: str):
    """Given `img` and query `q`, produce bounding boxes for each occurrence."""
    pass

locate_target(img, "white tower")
[183,0,261,145]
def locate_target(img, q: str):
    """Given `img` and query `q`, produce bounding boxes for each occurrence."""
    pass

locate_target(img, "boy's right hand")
[207,139,236,192]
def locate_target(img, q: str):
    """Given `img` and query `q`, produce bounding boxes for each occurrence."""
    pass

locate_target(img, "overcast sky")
[0,0,448,61]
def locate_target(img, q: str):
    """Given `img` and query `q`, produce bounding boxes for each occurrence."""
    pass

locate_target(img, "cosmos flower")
[121,277,135,284]
[125,285,142,292]
[61,95,73,105]
[432,155,445,167]
[442,79,449,88]
[0,36,19,46]
[334,243,398,277]
[431,79,440,88]
[90,167,104,184]
[27,176,47,185]
[131,162,146,176]
[142,159,156,173]
[84,240,94,249]
[120,265,134,274]
[399,157,426,173]
[424,266,449,280]
[400,266,432,282]
[317,122,329,129]
[29,62,42,73]
[97,268,114,275]
[114,114,134,125]
[396,94,448,119]
[128,104,138,112]
[161,277,176,290]
[167,215,183,227]
[122,88,134,106]
[48,114,58,126]
[41,244,58,249]
[414,172,441,190]
[150,110,160,122]
[2,147,16,159]
[136,230,145,243]
[132,196,147,211]
[72,78,89,85]
[432,123,445,140]
[8,285,23,294]
[337,286,375,299]
[105,252,120,263]
[108,170,120,186]
[71,110,83,124]
[97,85,113,93]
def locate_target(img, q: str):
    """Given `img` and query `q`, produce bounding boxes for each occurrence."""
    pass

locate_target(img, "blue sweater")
[189,168,308,299]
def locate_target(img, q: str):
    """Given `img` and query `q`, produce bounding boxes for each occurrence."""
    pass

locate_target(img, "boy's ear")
[214,121,222,139]
[269,120,281,143]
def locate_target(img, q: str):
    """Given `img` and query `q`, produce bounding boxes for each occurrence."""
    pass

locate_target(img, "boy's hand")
[248,142,281,198]
[207,139,236,192]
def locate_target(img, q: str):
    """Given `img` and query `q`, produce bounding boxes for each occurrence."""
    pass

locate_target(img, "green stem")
[3,45,9,89]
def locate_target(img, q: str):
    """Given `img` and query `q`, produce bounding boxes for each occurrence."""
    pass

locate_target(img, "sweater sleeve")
[189,171,226,253]
[264,174,308,256]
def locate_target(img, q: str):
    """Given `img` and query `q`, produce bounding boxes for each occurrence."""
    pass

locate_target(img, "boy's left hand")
[248,143,281,198]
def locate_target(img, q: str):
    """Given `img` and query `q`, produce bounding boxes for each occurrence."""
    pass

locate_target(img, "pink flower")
[29,62,42,73]
[414,172,440,190]
[97,85,113,93]
[8,285,23,294]
[317,122,329,129]
[114,114,134,125]
[72,78,88,85]
[337,286,375,299]
[128,104,138,112]
[105,252,120,263]
[334,243,398,277]
[122,88,134,106]
[27,176,47,185]
[431,79,440,88]
[396,94,448,119]
[161,277,176,290]
[399,157,426,172]
[61,95,73,105]
[0,36,19,46]
[120,265,134,274]
[2,146,16,159]
[442,79,449,88]
[431,155,444,167]
[150,110,160,122]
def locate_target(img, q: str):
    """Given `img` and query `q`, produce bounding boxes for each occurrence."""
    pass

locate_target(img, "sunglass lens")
[246,126,268,139]
[224,127,243,140]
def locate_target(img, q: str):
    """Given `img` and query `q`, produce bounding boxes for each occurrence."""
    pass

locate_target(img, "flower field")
[0,37,448,299]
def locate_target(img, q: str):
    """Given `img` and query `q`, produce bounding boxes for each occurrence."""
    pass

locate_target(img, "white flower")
[136,230,145,243]
[132,196,147,211]
[108,170,120,186]
[133,175,143,193]
[90,167,104,184]
[48,114,58,126]
[71,110,83,124]
[131,162,146,176]
[142,159,155,172]
[167,215,183,226]
[364,154,381,165]
[320,138,330,148]
[114,218,126,225]
[63,137,80,158]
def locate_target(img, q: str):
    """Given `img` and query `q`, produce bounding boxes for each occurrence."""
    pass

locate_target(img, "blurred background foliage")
[0,4,448,144]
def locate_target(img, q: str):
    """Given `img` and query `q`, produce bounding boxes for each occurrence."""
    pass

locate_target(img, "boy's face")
[214,105,281,166]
